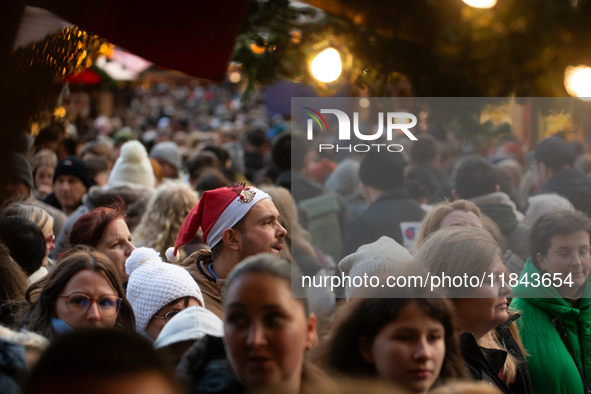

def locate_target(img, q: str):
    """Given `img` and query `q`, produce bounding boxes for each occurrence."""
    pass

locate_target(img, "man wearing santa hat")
[166,182,287,318]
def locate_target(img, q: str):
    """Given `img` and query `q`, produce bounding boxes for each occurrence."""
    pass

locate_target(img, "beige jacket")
[180,250,225,319]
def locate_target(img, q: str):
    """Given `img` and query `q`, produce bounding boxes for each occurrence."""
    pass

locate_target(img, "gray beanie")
[8,153,33,189]
[150,141,182,170]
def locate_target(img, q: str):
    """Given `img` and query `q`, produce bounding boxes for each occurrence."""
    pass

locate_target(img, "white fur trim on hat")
[125,247,205,333]
[166,247,179,263]
[338,236,413,300]
[206,191,271,249]
[109,140,155,188]
[153,306,223,349]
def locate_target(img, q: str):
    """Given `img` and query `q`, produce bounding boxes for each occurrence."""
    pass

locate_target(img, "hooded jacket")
[511,258,591,394]
[176,334,243,394]
[541,167,591,217]
[181,251,225,320]
[471,192,530,262]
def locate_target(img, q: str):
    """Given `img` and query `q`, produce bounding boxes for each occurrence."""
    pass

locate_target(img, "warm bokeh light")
[250,43,265,54]
[310,48,342,83]
[462,0,497,8]
[359,98,370,108]
[564,65,591,100]
[229,71,241,83]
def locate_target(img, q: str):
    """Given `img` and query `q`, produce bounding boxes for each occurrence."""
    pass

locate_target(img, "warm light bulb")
[564,65,591,100]
[229,71,241,83]
[462,0,497,8]
[310,48,342,83]
[359,98,370,108]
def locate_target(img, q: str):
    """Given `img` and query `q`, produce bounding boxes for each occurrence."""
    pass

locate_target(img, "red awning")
[63,68,102,84]
[26,0,247,82]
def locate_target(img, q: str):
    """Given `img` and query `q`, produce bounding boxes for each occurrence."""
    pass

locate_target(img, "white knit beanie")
[126,247,204,333]
[338,236,413,300]
[109,141,156,188]
[153,306,223,349]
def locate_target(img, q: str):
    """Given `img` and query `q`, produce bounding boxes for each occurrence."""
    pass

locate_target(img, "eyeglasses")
[45,234,55,248]
[57,294,122,317]
[549,247,591,265]
[152,310,180,323]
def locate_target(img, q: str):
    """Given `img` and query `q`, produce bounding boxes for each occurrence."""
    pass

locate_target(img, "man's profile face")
[237,198,287,260]
[54,175,87,211]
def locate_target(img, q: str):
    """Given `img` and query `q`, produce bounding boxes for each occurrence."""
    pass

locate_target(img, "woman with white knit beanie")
[125,247,204,340]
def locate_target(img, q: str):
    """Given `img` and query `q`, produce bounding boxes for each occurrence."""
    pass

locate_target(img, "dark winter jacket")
[477,203,529,262]
[495,313,534,394]
[460,332,512,394]
[0,338,28,394]
[541,167,591,217]
[341,188,425,257]
[176,335,243,394]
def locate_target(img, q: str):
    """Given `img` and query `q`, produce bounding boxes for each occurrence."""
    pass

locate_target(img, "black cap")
[359,151,407,191]
[53,156,94,189]
[534,136,575,172]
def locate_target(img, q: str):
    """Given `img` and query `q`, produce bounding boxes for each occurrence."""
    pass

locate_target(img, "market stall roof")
[23,0,248,81]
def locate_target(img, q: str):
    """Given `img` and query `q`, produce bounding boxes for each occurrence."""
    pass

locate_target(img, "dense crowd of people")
[2,83,591,394]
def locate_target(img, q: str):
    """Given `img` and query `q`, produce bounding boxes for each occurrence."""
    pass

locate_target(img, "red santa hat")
[166,183,271,262]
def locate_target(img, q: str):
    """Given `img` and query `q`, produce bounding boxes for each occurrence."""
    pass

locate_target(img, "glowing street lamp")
[310,48,342,83]
[564,65,591,100]
[462,0,497,9]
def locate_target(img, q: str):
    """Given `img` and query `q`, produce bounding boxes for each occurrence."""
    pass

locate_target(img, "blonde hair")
[259,185,316,261]
[33,149,58,172]
[133,181,198,260]
[415,199,481,249]
[414,226,523,383]
[480,214,505,249]
[415,226,499,291]
[1,202,53,237]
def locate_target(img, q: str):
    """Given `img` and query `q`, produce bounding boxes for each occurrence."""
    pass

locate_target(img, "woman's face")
[96,219,135,283]
[453,254,512,340]
[145,297,201,340]
[223,273,317,393]
[360,302,446,394]
[54,269,119,329]
[34,165,54,195]
[439,210,483,229]
[537,231,591,298]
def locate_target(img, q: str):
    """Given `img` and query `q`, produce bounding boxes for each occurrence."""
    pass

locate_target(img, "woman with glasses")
[512,210,591,394]
[125,247,204,341]
[20,246,135,340]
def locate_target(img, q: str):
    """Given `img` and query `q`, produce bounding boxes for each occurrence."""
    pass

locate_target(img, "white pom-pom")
[126,247,161,275]
[166,247,179,263]
[120,141,147,164]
